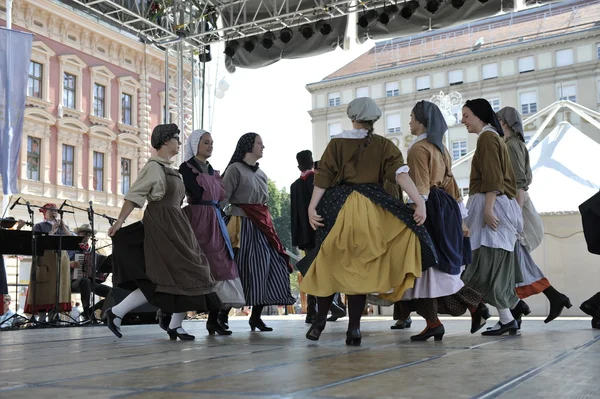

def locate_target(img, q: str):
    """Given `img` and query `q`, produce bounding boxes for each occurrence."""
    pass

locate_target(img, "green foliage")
[267,179,293,252]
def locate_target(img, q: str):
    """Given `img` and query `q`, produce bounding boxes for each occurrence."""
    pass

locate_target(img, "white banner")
[0,28,33,195]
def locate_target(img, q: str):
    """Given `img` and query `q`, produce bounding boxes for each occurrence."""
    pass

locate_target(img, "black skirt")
[111,222,222,313]
[0,256,8,295]
[297,184,438,276]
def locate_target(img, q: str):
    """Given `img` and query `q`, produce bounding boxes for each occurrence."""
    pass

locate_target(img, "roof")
[323,0,600,81]
[528,122,600,214]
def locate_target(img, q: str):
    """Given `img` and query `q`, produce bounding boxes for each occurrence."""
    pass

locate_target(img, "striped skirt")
[233,217,295,307]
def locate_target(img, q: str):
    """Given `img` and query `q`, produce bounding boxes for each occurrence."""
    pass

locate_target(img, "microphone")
[59,199,68,210]
[87,201,93,221]
[9,197,22,210]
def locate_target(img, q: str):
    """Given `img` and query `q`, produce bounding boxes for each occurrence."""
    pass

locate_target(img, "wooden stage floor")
[0,316,598,399]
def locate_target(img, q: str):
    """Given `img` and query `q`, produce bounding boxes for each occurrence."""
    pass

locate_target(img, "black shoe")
[580,301,598,317]
[167,327,195,341]
[103,308,123,338]
[156,310,171,332]
[510,300,531,330]
[592,317,600,329]
[470,303,489,334]
[305,315,317,324]
[345,328,362,346]
[410,324,445,341]
[327,310,347,322]
[206,321,232,336]
[306,319,326,341]
[390,316,412,330]
[545,294,572,324]
[481,320,519,336]
[249,318,273,332]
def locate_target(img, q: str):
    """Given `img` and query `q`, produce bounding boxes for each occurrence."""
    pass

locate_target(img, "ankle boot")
[580,292,600,317]
[511,300,531,329]
[217,307,231,329]
[543,286,572,324]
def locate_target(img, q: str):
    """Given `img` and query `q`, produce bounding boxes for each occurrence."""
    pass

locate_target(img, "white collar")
[478,124,499,136]
[332,129,368,139]
[408,133,428,150]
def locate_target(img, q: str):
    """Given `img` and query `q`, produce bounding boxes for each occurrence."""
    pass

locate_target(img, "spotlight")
[425,0,441,14]
[243,36,259,53]
[300,24,314,39]
[379,5,399,25]
[358,10,380,29]
[400,1,420,20]
[315,20,332,36]
[280,27,293,44]
[451,0,465,8]
[224,40,239,58]
[261,31,276,49]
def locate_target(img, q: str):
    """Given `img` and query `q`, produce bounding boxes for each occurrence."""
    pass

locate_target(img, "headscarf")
[412,100,448,155]
[184,129,210,161]
[463,99,504,136]
[224,133,259,175]
[496,106,525,142]
[150,123,180,150]
[40,203,58,220]
[347,97,382,122]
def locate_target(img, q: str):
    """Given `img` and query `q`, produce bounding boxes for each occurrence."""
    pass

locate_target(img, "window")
[26,136,41,181]
[121,158,131,195]
[488,98,501,112]
[386,114,401,134]
[63,73,76,109]
[448,70,463,86]
[416,75,431,91]
[62,145,74,187]
[460,187,469,198]
[93,151,104,192]
[356,86,369,98]
[482,63,498,80]
[328,122,343,137]
[520,91,538,114]
[121,93,132,125]
[93,84,106,118]
[597,44,600,60]
[28,61,43,98]
[328,92,341,107]
[452,140,467,161]
[385,82,399,97]
[558,84,576,102]
[518,56,535,73]
[556,49,574,67]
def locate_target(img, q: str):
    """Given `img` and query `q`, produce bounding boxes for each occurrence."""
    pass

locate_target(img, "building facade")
[307,0,600,196]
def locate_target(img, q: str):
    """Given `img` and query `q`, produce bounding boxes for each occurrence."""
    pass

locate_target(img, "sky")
[204,41,373,191]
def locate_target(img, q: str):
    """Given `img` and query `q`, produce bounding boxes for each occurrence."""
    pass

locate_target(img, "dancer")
[460,99,523,336]
[106,124,221,340]
[402,101,489,341]
[297,97,438,346]
[221,133,295,332]
[291,151,346,323]
[179,129,245,336]
[497,106,571,326]
[579,191,600,329]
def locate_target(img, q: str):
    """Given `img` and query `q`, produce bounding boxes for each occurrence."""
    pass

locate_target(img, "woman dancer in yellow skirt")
[297,97,438,346]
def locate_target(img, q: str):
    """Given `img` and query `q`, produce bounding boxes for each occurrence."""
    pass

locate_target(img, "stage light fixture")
[451,0,465,8]
[358,10,380,29]
[243,36,259,53]
[261,31,276,49]
[280,27,293,44]
[300,24,314,39]
[379,5,399,25]
[400,1,420,20]
[224,40,239,58]
[315,20,333,36]
[425,0,441,14]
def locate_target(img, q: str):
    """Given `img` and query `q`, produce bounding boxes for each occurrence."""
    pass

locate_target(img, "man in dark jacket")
[291,151,346,323]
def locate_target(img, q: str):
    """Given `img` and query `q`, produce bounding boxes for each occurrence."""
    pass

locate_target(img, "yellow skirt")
[300,191,422,302]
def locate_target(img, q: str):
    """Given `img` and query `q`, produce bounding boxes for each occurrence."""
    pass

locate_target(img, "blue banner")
[0,28,33,195]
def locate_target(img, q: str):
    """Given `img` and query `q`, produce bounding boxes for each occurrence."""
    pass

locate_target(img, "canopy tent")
[60,0,566,70]
[528,122,600,214]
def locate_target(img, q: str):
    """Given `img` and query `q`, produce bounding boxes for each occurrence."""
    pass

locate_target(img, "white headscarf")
[184,129,209,161]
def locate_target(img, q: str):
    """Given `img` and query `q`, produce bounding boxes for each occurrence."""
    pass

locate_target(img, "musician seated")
[69,224,111,319]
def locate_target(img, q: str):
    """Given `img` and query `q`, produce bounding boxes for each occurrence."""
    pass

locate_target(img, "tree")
[267,179,294,252]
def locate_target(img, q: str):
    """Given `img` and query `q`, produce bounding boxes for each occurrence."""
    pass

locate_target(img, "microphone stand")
[47,207,76,326]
